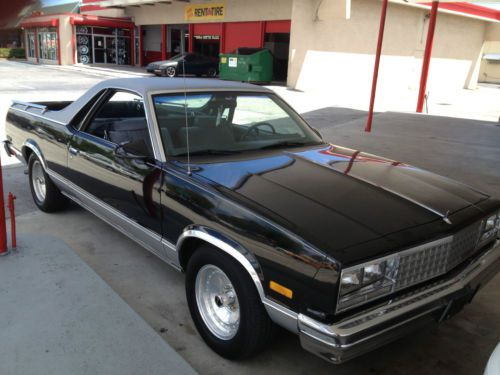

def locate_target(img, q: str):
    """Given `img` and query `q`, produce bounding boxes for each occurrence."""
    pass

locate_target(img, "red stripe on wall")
[224,21,262,53]
[265,20,291,34]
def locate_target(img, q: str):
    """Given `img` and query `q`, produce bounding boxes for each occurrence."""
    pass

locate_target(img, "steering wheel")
[242,122,276,140]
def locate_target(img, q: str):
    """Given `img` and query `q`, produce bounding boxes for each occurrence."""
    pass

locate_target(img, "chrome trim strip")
[10,106,67,126]
[297,240,500,349]
[47,169,181,271]
[22,141,48,169]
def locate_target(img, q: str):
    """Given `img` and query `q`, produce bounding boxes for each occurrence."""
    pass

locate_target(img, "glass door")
[106,36,117,64]
[93,35,106,63]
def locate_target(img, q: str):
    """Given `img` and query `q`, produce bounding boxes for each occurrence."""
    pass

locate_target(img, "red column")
[416,1,439,113]
[260,21,265,48]
[220,23,226,53]
[71,25,76,64]
[365,0,389,133]
[138,25,143,66]
[188,24,194,53]
[130,27,135,66]
[161,25,167,60]
[34,28,39,63]
[56,22,62,65]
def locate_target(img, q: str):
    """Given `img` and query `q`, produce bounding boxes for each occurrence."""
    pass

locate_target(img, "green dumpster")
[219,48,273,83]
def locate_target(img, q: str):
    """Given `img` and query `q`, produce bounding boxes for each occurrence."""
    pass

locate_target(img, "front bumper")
[298,239,500,364]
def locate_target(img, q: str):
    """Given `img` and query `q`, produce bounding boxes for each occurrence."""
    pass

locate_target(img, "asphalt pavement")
[1,60,499,375]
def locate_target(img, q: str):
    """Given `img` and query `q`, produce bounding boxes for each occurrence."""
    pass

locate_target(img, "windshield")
[152,92,323,157]
[169,53,188,61]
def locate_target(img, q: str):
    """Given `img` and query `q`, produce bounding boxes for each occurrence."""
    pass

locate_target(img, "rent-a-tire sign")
[185,3,225,21]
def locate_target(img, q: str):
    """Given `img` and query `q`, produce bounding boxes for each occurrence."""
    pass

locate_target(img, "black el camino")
[4,78,500,364]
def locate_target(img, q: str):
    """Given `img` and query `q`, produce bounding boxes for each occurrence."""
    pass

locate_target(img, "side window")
[83,91,153,156]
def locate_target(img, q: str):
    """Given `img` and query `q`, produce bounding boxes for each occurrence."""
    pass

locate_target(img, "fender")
[22,139,47,170]
[176,224,265,300]
[176,225,300,333]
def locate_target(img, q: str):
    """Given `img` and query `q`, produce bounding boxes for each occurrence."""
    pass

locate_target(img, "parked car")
[146,53,218,78]
[4,78,500,364]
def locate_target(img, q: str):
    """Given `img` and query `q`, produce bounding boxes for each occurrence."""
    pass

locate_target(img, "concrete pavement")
[0,234,196,375]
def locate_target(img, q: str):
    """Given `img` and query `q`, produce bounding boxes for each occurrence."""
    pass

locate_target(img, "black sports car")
[146,53,218,78]
[4,78,500,364]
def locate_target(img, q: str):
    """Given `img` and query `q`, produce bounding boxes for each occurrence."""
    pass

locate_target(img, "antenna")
[182,55,191,175]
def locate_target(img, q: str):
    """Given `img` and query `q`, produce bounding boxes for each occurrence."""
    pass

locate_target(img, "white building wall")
[288,0,487,106]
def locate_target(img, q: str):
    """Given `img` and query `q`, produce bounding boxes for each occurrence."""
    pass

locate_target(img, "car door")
[182,53,198,75]
[65,90,167,259]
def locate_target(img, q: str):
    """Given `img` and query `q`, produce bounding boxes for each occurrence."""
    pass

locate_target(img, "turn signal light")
[270,281,293,299]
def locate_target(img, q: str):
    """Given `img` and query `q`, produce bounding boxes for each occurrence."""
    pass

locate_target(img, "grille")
[394,222,482,291]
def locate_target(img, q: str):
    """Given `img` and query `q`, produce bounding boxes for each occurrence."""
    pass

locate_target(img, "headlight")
[480,211,500,243]
[338,256,399,312]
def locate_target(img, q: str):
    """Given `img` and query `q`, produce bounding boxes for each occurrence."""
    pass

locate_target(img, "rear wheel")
[207,67,217,78]
[28,154,68,212]
[186,244,275,359]
[165,66,176,78]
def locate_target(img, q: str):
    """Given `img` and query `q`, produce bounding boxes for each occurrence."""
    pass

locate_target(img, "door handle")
[69,147,79,156]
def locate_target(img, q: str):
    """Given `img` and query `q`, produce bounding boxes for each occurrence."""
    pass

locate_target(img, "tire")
[186,244,275,360]
[207,67,217,78]
[165,66,176,78]
[28,154,68,212]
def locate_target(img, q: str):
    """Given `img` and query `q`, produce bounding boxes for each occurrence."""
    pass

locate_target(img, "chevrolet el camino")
[4,78,500,364]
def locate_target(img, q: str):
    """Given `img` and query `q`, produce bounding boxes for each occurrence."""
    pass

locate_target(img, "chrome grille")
[394,222,482,291]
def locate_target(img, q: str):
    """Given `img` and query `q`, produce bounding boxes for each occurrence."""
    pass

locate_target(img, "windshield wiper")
[258,141,311,150]
[175,149,241,157]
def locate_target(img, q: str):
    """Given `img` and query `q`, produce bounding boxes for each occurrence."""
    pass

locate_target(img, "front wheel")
[164,66,176,78]
[28,154,68,212]
[186,245,275,359]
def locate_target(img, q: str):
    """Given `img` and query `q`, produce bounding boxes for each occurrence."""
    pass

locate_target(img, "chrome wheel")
[195,264,240,340]
[165,66,176,77]
[31,160,46,203]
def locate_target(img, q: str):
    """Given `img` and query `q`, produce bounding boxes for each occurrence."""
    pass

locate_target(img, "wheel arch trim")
[22,140,47,169]
[176,225,266,300]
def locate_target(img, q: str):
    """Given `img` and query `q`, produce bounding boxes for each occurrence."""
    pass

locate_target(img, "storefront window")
[76,26,131,65]
[26,31,36,58]
[37,27,58,61]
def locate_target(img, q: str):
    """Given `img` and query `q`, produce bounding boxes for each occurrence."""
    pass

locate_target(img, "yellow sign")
[185,3,225,21]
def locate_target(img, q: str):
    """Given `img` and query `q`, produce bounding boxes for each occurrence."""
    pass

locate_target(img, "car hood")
[149,60,178,66]
[188,144,490,262]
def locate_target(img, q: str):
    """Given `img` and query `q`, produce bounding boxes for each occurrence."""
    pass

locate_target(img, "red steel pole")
[365,0,389,132]
[416,1,439,113]
[8,193,16,250]
[0,155,7,255]
[161,25,167,61]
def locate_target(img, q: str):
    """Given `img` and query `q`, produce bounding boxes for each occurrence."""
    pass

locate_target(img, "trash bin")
[219,48,273,83]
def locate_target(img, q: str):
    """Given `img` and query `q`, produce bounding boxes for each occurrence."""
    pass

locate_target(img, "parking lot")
[1,60,500,374]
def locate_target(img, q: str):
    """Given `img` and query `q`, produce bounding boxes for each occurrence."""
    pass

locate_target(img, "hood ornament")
[443,211,452,225]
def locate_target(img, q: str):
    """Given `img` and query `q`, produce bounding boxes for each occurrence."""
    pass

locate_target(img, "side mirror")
[115,139,153,161]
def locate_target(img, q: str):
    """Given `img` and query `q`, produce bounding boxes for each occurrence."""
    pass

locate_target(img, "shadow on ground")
[302,107,500,197]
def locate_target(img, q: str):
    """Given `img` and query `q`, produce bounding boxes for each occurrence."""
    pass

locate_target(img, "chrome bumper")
[3,141,23,161]
[297,239,500,364]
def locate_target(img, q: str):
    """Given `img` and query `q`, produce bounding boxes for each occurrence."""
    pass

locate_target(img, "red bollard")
[0,153,8,256]
[8,193,16,250]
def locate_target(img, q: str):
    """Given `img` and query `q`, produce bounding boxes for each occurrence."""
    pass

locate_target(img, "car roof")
[93,77,272,96]
[43,77,273,125]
